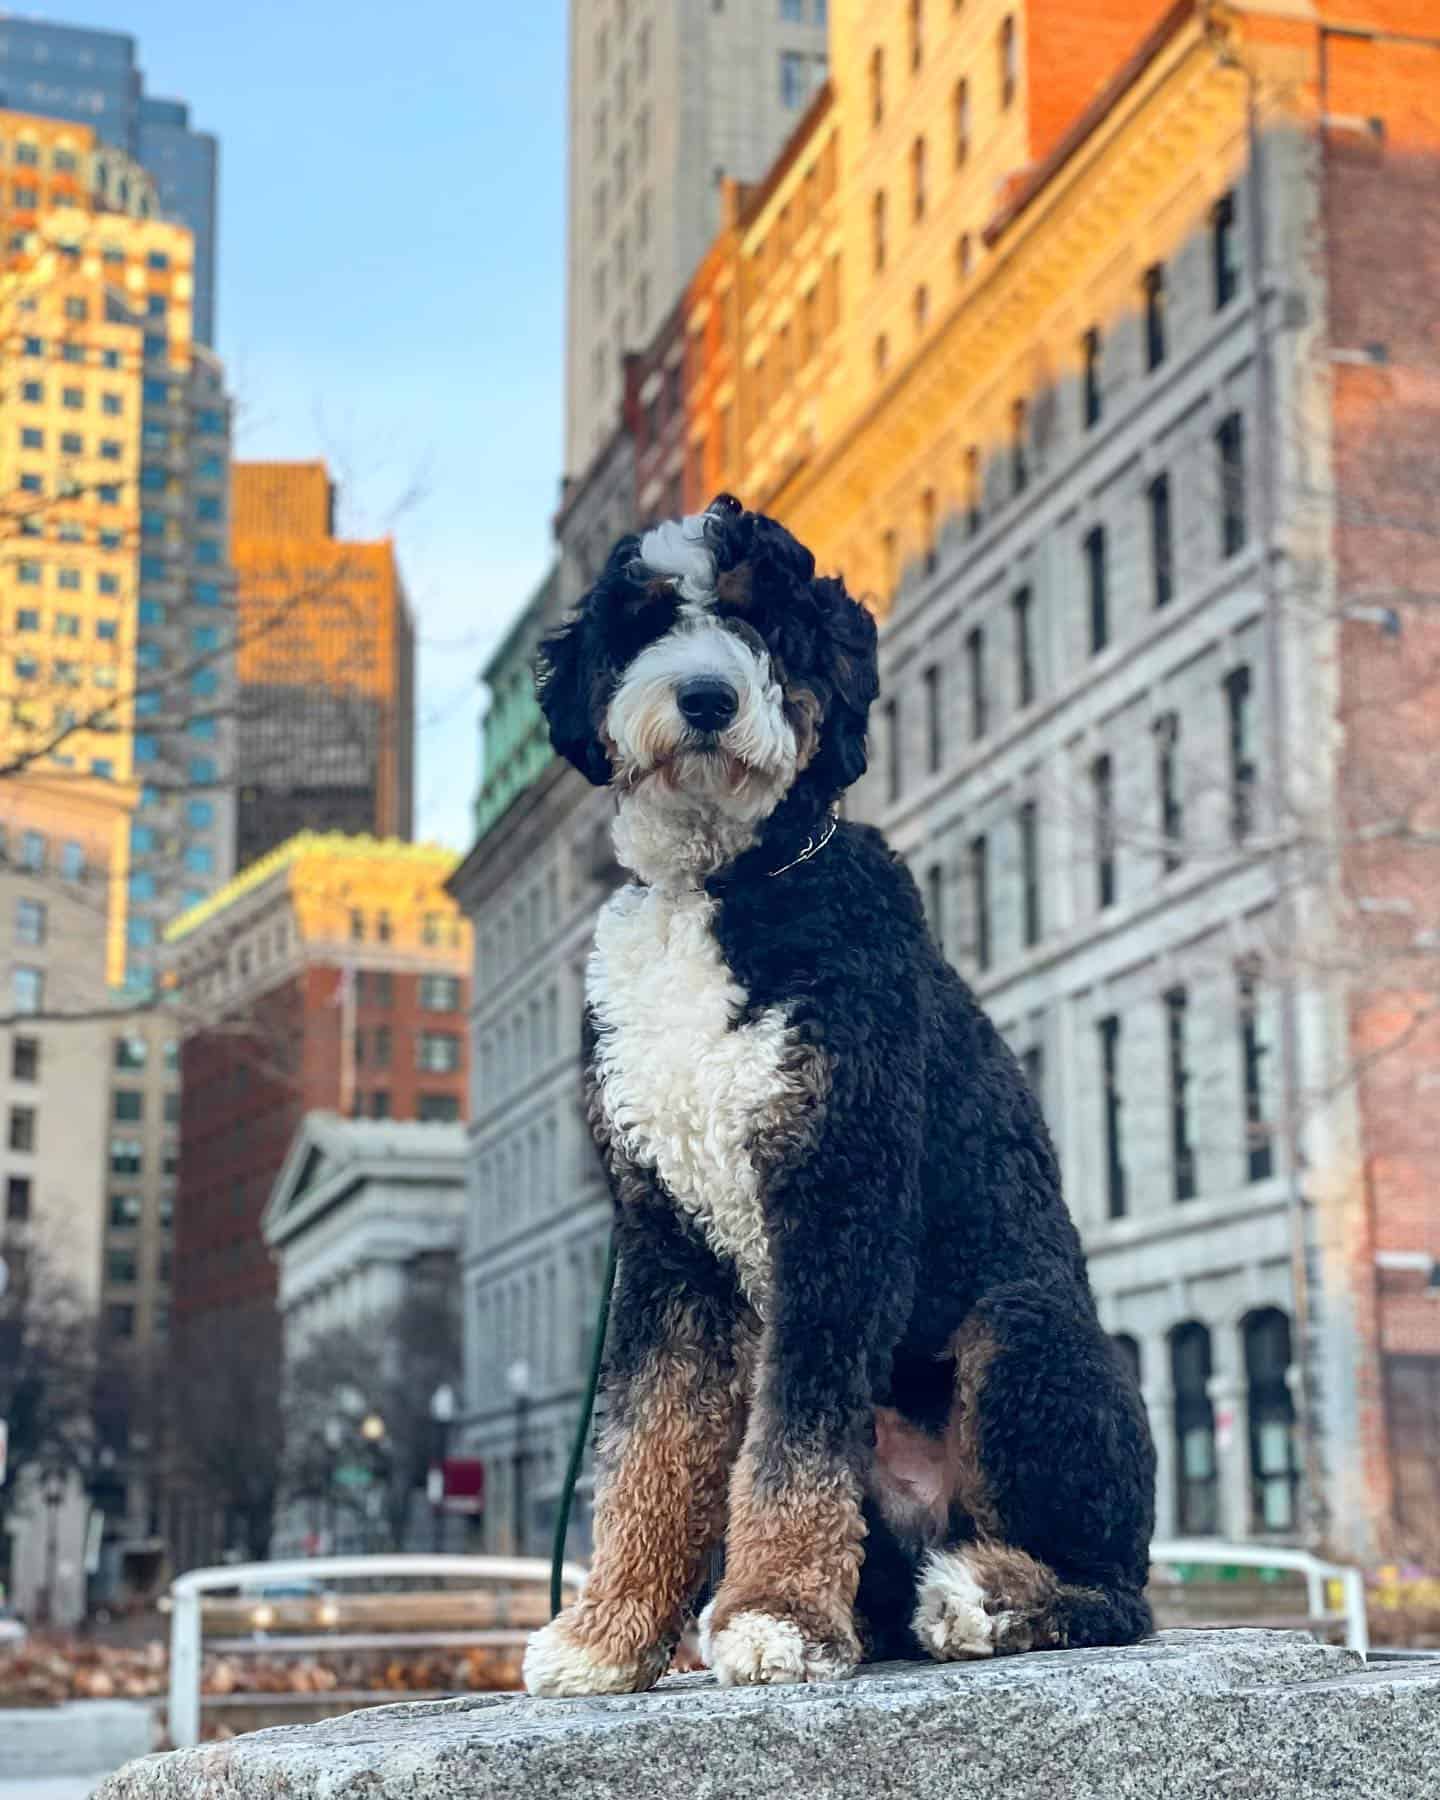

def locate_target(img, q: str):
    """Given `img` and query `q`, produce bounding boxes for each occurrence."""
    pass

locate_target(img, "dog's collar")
[767,810,838,878]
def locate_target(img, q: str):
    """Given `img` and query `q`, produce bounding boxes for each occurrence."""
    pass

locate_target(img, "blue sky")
[87,0,568,849]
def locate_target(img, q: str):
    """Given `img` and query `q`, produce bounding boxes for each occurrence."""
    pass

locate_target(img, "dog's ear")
[808,577,878,794]
[534,610,613,787]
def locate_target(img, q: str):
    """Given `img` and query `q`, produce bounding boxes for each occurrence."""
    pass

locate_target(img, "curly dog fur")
[523,496,1155,1695]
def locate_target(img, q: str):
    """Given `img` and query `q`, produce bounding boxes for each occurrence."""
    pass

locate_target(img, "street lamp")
[359,1411,386,1444]
[506,1360,532,1557]
[428,1384,457,1553]
[39,1465,66,1626]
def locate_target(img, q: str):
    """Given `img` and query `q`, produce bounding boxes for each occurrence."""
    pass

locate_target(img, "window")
[421,973,462,1012]
[17,561,40,586]
[349,908,365,942]
[1010,399,1028,496]
[114,1036,147,1071]
[908,0,924,67]
[953,78,970,166]
[1144,265,1167,370]
[1082,328,1102,428]
[14,608,38,633]
[376,908,393,943]
[914,284,929,337]
[872,189,886,273]
[999,14,1017,106]
[924,862,945,951]
[1012,586,1034,707]
[1239,966,1275,1181]
[1166,987,1196,1201]
[417,1031,462,1073]
[100,437,123,460]
[1244,1310,1298,1531]
[61,384,83,410]
[1384,1357,1440,1532]
[882,696,901,803]
[163,1091,180,1125]
[1224,665,1255,843]
[1022,1045,1044,1112]
[6,1176,31,1222]
[195,539,221,566]
[196,494,222,523]
[109,1192,142,1229]
[966,626,986,740]
[20,427,42,449]
[106,1305,135,1340]
[1154,712,1183,872]
[1085,526,1108,654]
[21,380,43,404]
[372,971,394,1008]
[368,1090,391,1120]
[920,483,936,566]
[1212,191,1240,309]
[373,1025,392,1068]
[874,333,889,378]
[109,1137,143,1176]
[1093,754,1116,908]
[922,664,943,774]
[779,50,809,107]
[1099,1015,1125,1218]
[107,1248,138,1286]
[147,249,170,271]
[911,135,926,220]
[1217,412,1247,557]
[965,446,982,537]
[113,1089,144,1123]
[969,834,990,972]
[419,1093,461,1123]
[15,898,45,946]
[1172,1323,1218,1533]
[8,1106,36,1152]
[12,1037,39,1082]
[1019,801,1040,948]
[870,46,884,127]
[12,966,43,1014]
[102,392,122,415]
[955,232,972,281]
[1148,472,1174,609]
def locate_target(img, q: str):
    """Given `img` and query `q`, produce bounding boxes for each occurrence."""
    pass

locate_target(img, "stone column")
[1145,1371,1178,1540]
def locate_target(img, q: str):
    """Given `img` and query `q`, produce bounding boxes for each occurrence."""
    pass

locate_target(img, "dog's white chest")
[588,884,793,1306]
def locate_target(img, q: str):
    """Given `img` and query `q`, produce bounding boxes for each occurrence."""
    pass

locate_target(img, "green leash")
[550,1230,618,1618]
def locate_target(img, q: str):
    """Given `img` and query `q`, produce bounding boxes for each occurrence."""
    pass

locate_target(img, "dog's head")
[535,496,877,874]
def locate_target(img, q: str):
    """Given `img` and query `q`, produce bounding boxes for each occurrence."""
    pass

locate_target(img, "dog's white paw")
[708,1610,855,1687]
[523,1617,661,1697]
[696,1597,718,1668]
[912,1551,1002,1661]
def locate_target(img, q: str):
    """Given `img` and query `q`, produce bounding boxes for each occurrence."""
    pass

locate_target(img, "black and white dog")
[523,496,1154,1695]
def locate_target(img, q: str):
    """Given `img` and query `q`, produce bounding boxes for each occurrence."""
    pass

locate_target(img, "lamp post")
[39,1465,66,1626]
[506,1360,532,1557]
[428,1383,456,1552]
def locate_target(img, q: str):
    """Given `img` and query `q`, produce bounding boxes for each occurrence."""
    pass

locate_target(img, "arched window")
[1244,1308,1299,1532]
[1171,1322,1218,1534]
[1112,1333,1142,1391]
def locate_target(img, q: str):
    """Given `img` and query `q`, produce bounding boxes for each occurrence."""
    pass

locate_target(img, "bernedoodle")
[523,496,1155,1694]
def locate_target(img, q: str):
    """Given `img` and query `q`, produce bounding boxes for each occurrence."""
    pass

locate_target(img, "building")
[565,0,829,476]
[455,0,1440,1561]
[231,461,416,869]
[0,770,134,1622]
[263,1111,467,1355]
[474,563,565,845]
[0,111,236,999]
[167,833,469,1326]
[0,17,219,344]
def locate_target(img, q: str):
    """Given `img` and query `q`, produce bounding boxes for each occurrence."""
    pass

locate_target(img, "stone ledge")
[97,1631,1440,1800]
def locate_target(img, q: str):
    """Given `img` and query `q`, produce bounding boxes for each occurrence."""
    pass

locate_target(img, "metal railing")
[168,1553,586,1748]
[1149,1538,1369,1658]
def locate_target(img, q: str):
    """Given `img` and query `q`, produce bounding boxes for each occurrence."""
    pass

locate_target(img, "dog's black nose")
[676,675,739,733]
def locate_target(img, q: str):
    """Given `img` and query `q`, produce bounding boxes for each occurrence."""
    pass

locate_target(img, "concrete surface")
[95,1630,1440,1800]
[1,1702,153,1782]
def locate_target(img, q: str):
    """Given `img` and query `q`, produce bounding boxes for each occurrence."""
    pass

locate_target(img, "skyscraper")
[232,462,415,869]
[565,0,829,475]
[0,18,218,343]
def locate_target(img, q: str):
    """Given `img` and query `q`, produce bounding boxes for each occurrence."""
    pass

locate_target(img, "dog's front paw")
[523,1613,668,1698]
[706,1608,857,1687]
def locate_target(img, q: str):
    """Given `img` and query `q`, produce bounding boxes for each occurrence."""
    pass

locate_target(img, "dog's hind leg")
[912,1541,1152,1658]
[909,1280,1155,1661]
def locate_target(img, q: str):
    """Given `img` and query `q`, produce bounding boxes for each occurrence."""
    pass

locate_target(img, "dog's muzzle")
[676,675,739,734]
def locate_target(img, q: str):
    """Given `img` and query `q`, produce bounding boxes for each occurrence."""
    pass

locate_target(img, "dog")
[523,496,1155,1694]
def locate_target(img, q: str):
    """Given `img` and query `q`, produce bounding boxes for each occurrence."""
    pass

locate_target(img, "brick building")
[166,834,469,1327]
